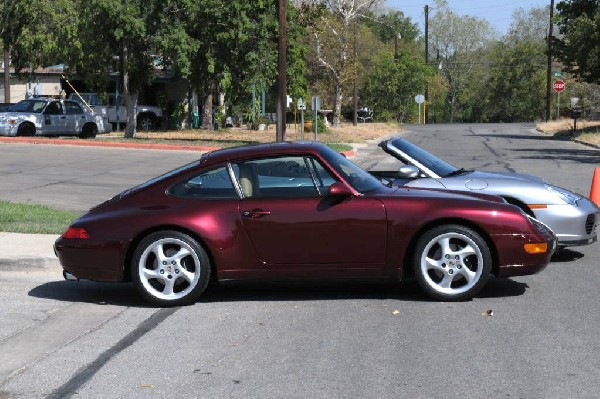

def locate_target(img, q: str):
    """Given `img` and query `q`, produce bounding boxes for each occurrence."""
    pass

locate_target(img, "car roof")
[200,141,327,165]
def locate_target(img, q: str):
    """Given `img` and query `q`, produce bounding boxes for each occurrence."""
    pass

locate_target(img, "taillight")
[62,227,90,239]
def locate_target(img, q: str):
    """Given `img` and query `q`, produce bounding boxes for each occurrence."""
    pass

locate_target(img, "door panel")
[240,196,387,267]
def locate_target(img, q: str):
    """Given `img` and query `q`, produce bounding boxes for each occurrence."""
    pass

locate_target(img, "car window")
[232,155,337,198]
[44,101,63,115]
[9,100,47,113]
[108,95,125,106]
[169,166,237,199]
[64,101,84,115]
[319,146,382,193]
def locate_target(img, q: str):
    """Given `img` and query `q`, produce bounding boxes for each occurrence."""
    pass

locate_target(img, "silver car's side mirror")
[398,165,420,178]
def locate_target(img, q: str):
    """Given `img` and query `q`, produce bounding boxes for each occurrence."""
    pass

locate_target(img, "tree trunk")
[332,84,342,126]
[125,91,138,137]
[202,81,215,130]
[122,43,137,138]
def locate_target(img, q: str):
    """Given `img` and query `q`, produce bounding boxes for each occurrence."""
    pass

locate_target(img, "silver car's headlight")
[546,185,581,205]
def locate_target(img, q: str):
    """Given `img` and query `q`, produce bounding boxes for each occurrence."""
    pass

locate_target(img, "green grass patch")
[0,201,79,234]
[327,143,353,152]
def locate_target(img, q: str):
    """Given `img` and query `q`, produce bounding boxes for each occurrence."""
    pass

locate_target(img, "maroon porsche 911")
[54,142,556,306]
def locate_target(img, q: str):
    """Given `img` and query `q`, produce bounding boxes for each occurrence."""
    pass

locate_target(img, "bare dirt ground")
[536,119,600,145]
[110,122,401,147]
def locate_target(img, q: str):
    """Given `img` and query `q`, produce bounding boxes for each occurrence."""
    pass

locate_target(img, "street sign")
[312,96,321,111]
[414,94,425,104]
[297,98,305,110]
[553,80,565,93]
[554,71,563,77]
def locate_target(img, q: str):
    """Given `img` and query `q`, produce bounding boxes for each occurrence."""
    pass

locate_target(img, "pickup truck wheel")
[79,123,97,139]
[17,122,35,136]
[137,115,154,131]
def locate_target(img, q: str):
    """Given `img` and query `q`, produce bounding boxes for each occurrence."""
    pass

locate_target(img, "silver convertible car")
[372,137,599,248]
[0,97,111,138]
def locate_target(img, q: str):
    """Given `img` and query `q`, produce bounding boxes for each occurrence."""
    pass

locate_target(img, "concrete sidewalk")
[0,232,61,272]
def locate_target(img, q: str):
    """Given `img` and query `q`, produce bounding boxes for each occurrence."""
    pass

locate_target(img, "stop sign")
[553,80,565,92]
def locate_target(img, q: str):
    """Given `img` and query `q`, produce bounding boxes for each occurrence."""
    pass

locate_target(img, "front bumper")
[532,200,599,247]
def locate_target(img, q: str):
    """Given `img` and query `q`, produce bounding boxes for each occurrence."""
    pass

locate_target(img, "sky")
[384,0,551,35]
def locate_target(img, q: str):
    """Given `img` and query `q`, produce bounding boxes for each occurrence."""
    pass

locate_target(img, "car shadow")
[28,280,151,307]
[551,248,585,262]
[29,277,530,307]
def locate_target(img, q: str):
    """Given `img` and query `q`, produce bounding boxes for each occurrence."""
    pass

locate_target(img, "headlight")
[546,185,581,205]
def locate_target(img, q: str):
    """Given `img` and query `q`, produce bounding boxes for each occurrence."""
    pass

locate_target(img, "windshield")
[319,146,383,193]
[390,138,458,177]
[7,100,48,113]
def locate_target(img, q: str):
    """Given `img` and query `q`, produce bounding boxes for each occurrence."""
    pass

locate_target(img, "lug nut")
[160,269,165,274]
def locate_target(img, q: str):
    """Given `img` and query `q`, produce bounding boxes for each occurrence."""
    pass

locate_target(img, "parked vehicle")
[372,137,599,248]
[68,92,163,131]
[0,98,111,138]
[55,142,556,306]
[0,103,14,112]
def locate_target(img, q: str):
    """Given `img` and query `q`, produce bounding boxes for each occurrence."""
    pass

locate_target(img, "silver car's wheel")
[131,231,210,306]
[414,225,491,301]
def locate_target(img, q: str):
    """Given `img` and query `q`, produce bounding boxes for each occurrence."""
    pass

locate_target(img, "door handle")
[242,209,271,218]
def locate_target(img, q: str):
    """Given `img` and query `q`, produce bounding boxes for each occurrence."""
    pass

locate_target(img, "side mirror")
[398,165,420,178]
[328,182,353,197]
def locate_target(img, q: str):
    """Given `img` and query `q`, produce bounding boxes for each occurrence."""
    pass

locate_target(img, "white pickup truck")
[68,92,163,131]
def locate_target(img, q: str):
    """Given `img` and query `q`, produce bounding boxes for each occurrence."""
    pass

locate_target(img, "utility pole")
[424,5,429,124]
[3,0,10,103]
[353,20,358,126]
[545,0,555,121]
[276,0,287,142]
[3,48,9,103]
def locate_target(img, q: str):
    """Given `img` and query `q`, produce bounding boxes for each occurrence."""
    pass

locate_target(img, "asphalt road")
[1,123,599,398]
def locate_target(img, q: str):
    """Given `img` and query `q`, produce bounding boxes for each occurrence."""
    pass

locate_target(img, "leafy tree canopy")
[554,0,600,84]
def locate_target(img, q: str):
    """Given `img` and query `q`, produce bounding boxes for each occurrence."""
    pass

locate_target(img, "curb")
[0,257,61,272]
[0,136,220,152]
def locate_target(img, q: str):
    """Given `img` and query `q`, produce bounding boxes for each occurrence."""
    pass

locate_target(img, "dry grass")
[536,119,600,145]
[105,122,401,147]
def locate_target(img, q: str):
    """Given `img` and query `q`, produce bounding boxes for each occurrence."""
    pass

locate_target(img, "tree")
[297,0,383,125]
[68,0,166,137]
[470,6,549,122]
[360,50,432,123]
[553,0,600,84]
[428,0,496,122]
[1,0,78,73]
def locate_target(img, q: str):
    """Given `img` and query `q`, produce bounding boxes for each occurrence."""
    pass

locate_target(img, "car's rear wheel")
[137,114,154,131]
[131,231,211,306]
[413,225,492,301]
[17,122,35,136]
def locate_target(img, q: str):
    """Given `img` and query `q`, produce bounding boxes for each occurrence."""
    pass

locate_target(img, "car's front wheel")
[131,231,211,306]
[413,225,492,301]
[17,122,35,136]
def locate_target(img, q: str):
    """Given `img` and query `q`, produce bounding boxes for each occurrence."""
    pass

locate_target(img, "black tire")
[131,231,211,306]
[137,115,154,131]
[413,225,492,301]
[79,123,97,139]
[17,122,35,136]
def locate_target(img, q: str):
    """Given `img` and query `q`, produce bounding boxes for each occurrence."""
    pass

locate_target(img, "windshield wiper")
[444,168,470,177]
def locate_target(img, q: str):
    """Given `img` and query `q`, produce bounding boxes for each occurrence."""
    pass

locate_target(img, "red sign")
[553,80,566,92]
